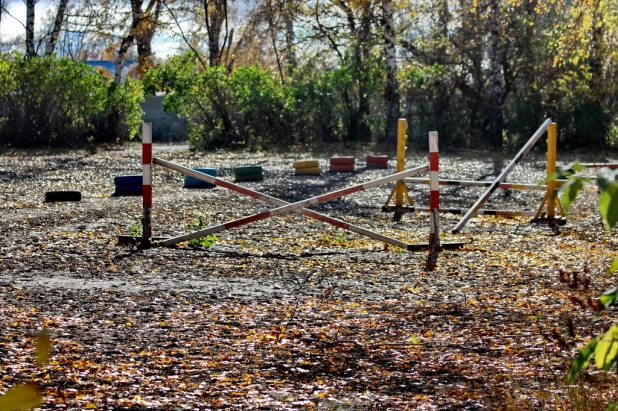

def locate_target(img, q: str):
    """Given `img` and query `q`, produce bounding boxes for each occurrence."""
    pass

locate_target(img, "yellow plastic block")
[293,160,320,169]
[295,167,322,175]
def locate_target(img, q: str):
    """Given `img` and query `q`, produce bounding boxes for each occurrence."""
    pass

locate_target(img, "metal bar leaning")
[451,118,553,233]
[153,157,429,249]
[402,178,562,191]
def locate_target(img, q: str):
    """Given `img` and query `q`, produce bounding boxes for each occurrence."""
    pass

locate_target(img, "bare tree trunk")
[357,1,372,142]
[589,0,603,82]
[135,0,163,77]
[26,0,36,57]
[489,0,504,149]
[114,1,142,85]
[382,0,399,145]
[282,0,296,76]
[265,0,285,83]
[45,0,69,56]
[205,0,227,66]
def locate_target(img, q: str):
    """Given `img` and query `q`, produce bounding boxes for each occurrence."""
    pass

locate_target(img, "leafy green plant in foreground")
[559,165,618,394]
[0,330,51,410]
[187,215,217,248]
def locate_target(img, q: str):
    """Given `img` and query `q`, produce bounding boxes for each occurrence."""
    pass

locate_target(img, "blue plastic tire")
[114,175,143,186]
[184,168,217,188]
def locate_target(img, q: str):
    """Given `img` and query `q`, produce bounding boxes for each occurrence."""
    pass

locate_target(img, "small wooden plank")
[407,242,466,251]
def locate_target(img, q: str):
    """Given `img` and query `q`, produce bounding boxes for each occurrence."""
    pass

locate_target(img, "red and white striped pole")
[429,131,440,250]
[156,161,429,246]
[142,123,153,247]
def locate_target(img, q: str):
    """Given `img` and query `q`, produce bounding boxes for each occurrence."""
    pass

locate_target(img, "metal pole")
[157,160,429,246]
[451,118,553,233]
[402,178,557,191]
[429,131,440,250]
[153,158,424,249]
[414,207,538,216]
[142,123,153,247]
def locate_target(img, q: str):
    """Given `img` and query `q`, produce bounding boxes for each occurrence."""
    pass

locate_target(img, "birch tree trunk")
[45,0,69,56]
[26,0,36,57]
[282,0,296,76]
[357,1,372,142]
[205,0,227,66]
[382,0,399,145]
[489,0,504,149]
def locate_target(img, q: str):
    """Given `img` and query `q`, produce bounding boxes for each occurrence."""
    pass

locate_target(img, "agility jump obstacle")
[139,122,461,251]
[385,119,566,233]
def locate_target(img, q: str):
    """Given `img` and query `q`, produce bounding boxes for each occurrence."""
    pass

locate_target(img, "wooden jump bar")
[153,158,429,250]
[402,178,565,191]
[412,207,537,217]
[580,163,618,169]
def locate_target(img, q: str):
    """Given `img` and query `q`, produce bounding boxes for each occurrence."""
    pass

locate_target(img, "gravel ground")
[0,143,617,409]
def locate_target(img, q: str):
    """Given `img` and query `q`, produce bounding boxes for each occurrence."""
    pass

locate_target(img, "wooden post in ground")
[142,123,153,247]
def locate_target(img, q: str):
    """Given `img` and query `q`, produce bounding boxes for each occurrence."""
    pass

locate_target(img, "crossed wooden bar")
[151,157,432,250]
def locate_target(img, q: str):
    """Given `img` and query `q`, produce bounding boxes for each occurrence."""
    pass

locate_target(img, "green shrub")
[144,54,387,149]
[94,79,144,143]
[0,53,143,147]
[145,56,293,150]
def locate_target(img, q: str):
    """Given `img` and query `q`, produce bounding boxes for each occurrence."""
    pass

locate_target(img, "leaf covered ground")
[0,144,617,409]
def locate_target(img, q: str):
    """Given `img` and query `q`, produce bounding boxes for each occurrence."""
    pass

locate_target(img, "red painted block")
[330,156,355,166]
[366,162,388,169]
[366,155,388,163]
[330,164,355,172]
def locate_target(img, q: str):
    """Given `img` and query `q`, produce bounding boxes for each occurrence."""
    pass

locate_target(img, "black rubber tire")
[45,191,82,202]
[234,165,263,176]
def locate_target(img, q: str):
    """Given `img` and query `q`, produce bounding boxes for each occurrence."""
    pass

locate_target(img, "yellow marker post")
[395,119,407,207]
[546,122,557,219]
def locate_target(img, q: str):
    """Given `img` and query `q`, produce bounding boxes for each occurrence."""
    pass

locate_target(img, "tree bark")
[382,0,399,145]
[26,0,36,57]
[135,0,163,77]
[45,0,69,56]
[489,0,504,149]
[282,0,296,76]
[204,0,227,66]
[356,1,372,142]
[114,1,142,85]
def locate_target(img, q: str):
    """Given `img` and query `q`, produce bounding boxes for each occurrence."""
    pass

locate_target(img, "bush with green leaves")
[143,54,387,149]
[144,56,292,150]
[558,165,618,399]
[94,79,144,144]
[0,53,143,147]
